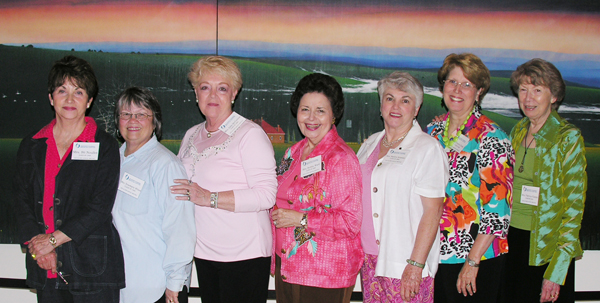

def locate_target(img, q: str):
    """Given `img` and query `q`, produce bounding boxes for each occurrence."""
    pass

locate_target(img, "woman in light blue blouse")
[112,87,196,303]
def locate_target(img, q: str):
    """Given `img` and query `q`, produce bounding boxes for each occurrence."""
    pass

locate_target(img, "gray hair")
[377,71,424,108]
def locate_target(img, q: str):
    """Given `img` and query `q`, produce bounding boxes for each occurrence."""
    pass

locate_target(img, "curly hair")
[378,71,424,109]
[188,56,242,93]
[290,73,344,125]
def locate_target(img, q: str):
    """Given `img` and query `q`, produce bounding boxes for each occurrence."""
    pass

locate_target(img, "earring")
[332,117,335,125]
[231,100,235,104]
[87,104,90,109]
[196,99,199,103]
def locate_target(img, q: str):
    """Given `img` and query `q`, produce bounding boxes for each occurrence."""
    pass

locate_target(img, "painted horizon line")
[10,40,600,88]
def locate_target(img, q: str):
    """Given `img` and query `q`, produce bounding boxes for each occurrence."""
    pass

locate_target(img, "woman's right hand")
[171,179,211,207]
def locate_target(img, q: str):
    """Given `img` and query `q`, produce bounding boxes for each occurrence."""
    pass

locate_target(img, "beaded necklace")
[442,111,473,148]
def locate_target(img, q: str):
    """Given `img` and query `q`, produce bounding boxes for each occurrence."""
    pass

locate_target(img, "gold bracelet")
[406,259,425,269]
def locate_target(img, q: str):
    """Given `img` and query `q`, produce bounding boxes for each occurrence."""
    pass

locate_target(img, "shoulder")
[95,128,119,150]
[238,119,268,138]
[476,115,510,140]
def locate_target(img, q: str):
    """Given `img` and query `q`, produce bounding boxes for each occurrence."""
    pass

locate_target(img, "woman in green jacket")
[506,58,587,303]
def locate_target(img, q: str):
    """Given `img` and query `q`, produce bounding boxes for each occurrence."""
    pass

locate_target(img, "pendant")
[207,132,212,138]
[518,165,524,173]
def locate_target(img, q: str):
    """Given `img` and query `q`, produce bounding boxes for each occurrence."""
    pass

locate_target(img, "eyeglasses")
[119,112,152,121]
[443,79,476,91]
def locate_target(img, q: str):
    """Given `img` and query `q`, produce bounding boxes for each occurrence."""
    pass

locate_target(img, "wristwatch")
[300,213,308,228]
[49,233,57,248]
[466,256,480,268]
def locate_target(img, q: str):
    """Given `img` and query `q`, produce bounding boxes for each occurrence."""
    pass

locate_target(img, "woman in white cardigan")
[356,72,449,302]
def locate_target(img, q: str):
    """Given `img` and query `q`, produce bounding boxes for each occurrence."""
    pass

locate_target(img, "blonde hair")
[188,56,242,92]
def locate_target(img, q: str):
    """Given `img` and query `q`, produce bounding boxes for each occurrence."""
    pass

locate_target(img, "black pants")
[434,254,507,303]
[505,226,575,303]
[154,286,189,303]
[37,279,119,303]
[195,256,271,303]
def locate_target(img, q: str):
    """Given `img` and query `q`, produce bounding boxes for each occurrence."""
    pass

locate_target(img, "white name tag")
[521,185,540,206]
[384,149,408,165]
[220,112,245,136]
[451,135,469,152]
[301,155,323,178]
[72,142,99,160]
[118,172,145,199]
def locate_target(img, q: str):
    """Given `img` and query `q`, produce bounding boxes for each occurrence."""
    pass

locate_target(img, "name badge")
[450,135,469,152]
[72,142,99,160]
[220,112,245,136]
[521,185,540,206]
[118,172,145,198]
[301,155,323,178]
[384,149,409,165]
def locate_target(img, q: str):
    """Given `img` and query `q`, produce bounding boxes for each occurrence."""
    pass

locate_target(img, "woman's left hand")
[271,209,303,229]
[165,289,179,303]
[171,179,211,207]
[28,234,55,257]
[457,262,479,296]
[401,265,423,301]
[540,279,560,303]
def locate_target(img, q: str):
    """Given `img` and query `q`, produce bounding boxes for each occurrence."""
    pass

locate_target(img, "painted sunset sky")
[1,0,598,54]
[2,0,600,87]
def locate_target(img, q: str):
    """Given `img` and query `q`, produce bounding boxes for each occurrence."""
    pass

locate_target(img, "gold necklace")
[382,130,409,148]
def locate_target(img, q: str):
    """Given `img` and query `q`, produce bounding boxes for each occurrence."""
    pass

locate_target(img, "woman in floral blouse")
[426,53,514,303]
[271,73,363,303]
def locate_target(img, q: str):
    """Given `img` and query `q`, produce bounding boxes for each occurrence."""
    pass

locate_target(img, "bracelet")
[466,256,480,268]
[210,192,219,209]
[406,259,425,269]
[49,233,57,248]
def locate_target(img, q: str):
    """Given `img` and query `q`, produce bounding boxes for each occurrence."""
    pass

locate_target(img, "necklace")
[206,126,219,138]
[518,127,536,173]
[442,111,473,148]
[382,129,410,148]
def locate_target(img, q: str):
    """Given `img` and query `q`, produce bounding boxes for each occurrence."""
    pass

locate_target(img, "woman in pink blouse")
[270,73,363,303]
[170,56,277,303]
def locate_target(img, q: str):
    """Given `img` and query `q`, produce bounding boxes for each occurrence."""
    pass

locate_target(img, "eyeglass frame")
[118,112,153,121]
[443,79,477,91]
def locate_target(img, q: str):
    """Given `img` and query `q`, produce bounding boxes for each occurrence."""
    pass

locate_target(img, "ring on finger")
[186,190,190,196]
[32,254,36,260]
[274,220,278,226]
[188,179,192,185]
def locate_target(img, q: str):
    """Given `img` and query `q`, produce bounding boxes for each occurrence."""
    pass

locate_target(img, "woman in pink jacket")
[271,73,363,303]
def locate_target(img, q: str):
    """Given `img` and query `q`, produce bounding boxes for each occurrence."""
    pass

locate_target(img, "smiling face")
[118,103,154,152]
[442,67,482,118]
[380,87,419,133]
[49,78,92,122]
[297,92,334,147]
[194,72,237,125]
[518,82,556,123]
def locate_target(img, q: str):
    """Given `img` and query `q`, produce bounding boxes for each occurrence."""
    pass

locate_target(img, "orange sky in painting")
[0,3,216,43]
[1,3,599,55]
[219,5,600,55]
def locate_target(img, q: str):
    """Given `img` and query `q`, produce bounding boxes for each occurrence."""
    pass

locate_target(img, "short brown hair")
[510,58,565,110]
[48,55,98,101]
[437,53,490,104]
[188,56,242,93]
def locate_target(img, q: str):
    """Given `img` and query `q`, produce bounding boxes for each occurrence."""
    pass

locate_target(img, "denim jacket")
[510,110,586,285]
[13,121,125,290]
